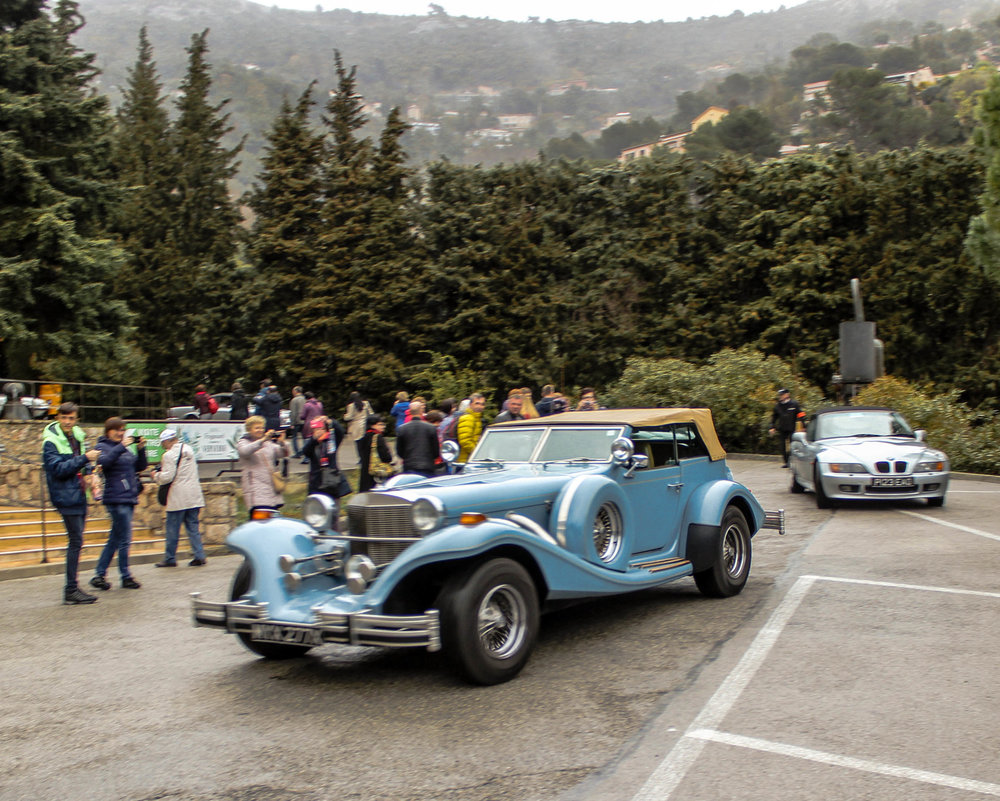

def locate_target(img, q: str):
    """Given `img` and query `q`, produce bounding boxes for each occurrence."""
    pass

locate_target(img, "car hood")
[816,437,945,468]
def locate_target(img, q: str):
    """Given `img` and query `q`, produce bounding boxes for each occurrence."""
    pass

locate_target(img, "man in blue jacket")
[42,402,101,604]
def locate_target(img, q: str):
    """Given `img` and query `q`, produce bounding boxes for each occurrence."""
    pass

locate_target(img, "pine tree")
[171,29,242,266]
[164,29,245,388]
[111,25,178,385]
[245,84,326,380]
[0,0,141,381]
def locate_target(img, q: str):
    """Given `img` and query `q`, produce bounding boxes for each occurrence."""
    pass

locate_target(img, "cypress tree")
[965,72,1000,287]
[0,0,141,381]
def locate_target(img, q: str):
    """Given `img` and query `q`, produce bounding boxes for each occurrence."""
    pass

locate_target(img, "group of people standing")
[43,403,206,605]
[44,381,599,604]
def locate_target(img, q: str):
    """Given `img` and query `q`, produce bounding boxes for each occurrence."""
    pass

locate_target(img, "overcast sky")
[259,0,811,24]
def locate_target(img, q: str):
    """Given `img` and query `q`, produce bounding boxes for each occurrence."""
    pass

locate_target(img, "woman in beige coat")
[237,415,289,512]
[340,392,373,470]
[153,428,206,567]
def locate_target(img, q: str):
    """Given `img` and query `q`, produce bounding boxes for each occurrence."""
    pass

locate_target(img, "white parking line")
[898,510,1000,542]
[687,729,1000,797]
[631,575,1000,801]
[808,574,1000,600]
[631,575,817,801]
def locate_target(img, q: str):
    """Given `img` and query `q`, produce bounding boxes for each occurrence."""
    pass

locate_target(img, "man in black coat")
[257,384,283,431]
[769,388,805,468]
[395,402,440,478]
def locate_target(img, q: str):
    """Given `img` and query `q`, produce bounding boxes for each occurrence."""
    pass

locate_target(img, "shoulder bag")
[157,445,184,506]
[369,435,394,482]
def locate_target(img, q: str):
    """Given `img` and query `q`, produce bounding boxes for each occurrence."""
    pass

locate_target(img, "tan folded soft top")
[492,408,726,461]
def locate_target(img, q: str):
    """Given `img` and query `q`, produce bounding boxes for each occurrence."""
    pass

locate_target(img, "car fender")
[224,518,351,621]
[548,475,632,571]
[681,480,764,571]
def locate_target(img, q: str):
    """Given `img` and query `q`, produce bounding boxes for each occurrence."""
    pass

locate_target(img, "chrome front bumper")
[191,594,441,652]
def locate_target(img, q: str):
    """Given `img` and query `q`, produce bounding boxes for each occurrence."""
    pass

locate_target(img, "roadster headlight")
[303,494,336,530]
[915,460,946,472]
[829,463,866,473]
[611,437,634,464]
[411,497,445,533]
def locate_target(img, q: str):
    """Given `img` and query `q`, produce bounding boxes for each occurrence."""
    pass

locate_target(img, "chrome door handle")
[667,482,684,491]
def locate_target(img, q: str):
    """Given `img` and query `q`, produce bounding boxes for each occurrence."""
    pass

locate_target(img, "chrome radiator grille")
[347,496,419,565]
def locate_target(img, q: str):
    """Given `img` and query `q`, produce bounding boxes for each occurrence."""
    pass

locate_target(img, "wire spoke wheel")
[592,502,623,563]
[438,558,540,684]
[721,520,748,579]
[693,506,752,598]
[477,583,527,659]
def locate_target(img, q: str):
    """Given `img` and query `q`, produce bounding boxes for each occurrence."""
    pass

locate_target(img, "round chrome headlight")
[411,497,445,534]
[302,493,336,531]
[610,437,634,464]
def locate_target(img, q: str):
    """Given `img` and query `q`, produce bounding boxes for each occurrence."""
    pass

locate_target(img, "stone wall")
[0,420,237,545]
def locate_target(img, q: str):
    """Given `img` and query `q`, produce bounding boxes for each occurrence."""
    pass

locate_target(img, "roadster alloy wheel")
[814,467,832,509]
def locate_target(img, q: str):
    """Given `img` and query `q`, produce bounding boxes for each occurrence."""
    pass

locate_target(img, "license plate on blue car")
[251,623,324,646]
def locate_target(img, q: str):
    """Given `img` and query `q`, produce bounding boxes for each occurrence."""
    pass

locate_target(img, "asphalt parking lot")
[4,461,999,801]
[577,470,1000,801]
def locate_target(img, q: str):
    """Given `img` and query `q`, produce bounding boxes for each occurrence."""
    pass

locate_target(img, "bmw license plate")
[251,623,324,646]
[871,477,915,488]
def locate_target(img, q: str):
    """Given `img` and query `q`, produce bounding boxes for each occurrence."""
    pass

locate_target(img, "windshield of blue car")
[470,426,623,463]
[814,411,914,440]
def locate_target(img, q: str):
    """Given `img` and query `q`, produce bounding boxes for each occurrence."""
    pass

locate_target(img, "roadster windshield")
[470,426,624,463]
[815,411,914,440]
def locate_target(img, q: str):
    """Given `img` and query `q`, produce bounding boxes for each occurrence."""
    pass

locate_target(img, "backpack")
[441,412,462,443]
[206,396,219,415]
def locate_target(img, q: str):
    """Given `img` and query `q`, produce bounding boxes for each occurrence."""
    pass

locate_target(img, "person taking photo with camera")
[237,415,289,515]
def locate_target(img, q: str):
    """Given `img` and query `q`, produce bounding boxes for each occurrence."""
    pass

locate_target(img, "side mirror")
[441,440,460,463]
[791,432,807,444]
[625,453,649,479]
[914,429,926,442]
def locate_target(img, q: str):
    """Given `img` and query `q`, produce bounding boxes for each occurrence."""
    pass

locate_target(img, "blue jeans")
[164,508,205,562]
[96,503,134,579]
[60,512,86,593]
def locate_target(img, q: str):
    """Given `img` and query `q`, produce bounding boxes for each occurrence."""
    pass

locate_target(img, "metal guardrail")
[0,447,55,562]
[1,376,171,422]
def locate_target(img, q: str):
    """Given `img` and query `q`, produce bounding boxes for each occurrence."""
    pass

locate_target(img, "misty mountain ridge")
[73,0,1000,182]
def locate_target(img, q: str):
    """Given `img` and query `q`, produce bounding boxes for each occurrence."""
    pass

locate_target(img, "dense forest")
[3,0,1000,431]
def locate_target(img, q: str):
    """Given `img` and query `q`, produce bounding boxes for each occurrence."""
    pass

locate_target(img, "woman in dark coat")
[90,417,148,590]
[302,416,347,529]
[357,414,393,492]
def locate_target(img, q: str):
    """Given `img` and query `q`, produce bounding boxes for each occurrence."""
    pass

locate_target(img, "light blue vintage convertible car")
[192,409,784,684]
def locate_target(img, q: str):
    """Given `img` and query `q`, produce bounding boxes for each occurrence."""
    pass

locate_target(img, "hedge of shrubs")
[604,348,1000,475]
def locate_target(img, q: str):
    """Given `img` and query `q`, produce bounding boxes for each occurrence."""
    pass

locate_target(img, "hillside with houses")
[73,0,1000,186]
